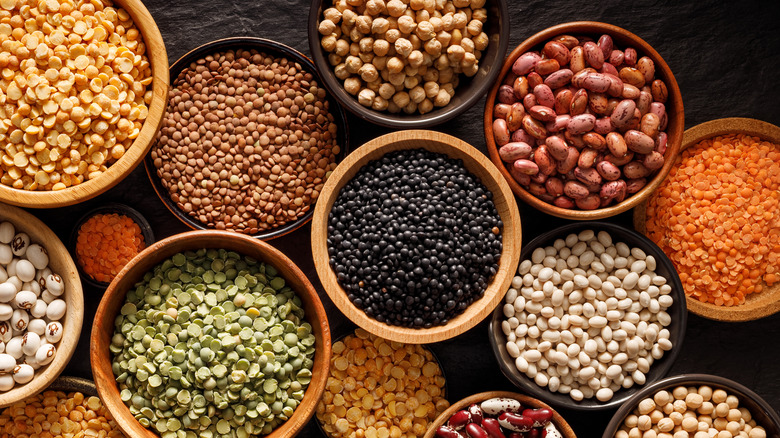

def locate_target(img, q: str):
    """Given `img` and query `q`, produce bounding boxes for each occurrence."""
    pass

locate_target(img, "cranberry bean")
[610,99,636,129]
[581,72,611,93]
[554,88,573,115]
[624,47,637,66]
[493,118,511,146]
[596,160,621,181]
[522,115,547,140]
[498,85,517,104]
[636,90,652,115]
[624,130,655,154]
[604,73,623,97]
[506,103,526,132]
[437,426,462,438]
[567,113,596,135]
[523,93,538,111]
[543,41,571,65]
[535,58,560,76]
[626,177,647,194]
[554,195,576,208]
[533,145,556,175]
[574,166,602,186]
[527,72,543,88]
[622,83,640,99]
[606,132,628,157]
[513,159,539,175]
[465,423,489,438]
[651,79,668,103]
[449,411,473,430]
[569,88,588,115]
[509,165,531,186]
[640,112,661,138]
[597,34,613,59]
[622,161,650,179]
[619,66,645,88]
[468,404,484,425]
[609,49,624,66]
[480,419,506,438]
[564,130,585,148]
[522,409,553,428]
[553,34,579,49]
[643,151,665,171]
[583,41,604,69]
[545,177,564,197]
[545,135,569,161]
[498,413,534,433]
[571,67,594,88]
[649,101,666,122]
[601,61,619,77]
[583,132,607,150]
[499,142,533,162]
[512,52,541,75]
[480,398,523,415]
[563,180,589,199]
[576,193,601,210]
[594,117,613,135]
[546,114,571,133]
[494,103,511,119]
[636,56,655,84]
[528,105,557,123]
[513,76,530,99]
[569,46,586,72]
[544,69,573,89]
[600,180,627,204]
[588,92,609,115]
[511,128,536,144]
[655,131,668,154]
[604,150,634,166]
[578,148,600,168]
[557,147,579,174]
[533,84,555,108]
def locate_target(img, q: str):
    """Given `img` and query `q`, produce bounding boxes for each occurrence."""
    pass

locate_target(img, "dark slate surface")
[22,0,780,436]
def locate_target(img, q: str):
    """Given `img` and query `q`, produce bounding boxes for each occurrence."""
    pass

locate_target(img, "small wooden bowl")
[423,391,577,438]
[308,0,510,128]
[90,231,331,438]
[489,222,687,411]
[0,203,84,408]
[311,130,522,344]
[0,0,168,208]
[634,117,780,321]
[484,21,684,220]
[144,37,349,241]
[602,374,780,438]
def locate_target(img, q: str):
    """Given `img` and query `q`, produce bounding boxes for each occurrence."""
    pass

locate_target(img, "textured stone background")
[27,0,780,435]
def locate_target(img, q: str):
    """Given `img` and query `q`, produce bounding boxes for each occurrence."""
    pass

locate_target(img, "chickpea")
[453,11,467,28]
[335,38,350,56]
[403,100,418,114]
[409,34,422,50]
[359,63,379,82]
[356,15,373,34]
[423,81,439,98]
[407,50,424,68]
[415,10,430,22]
[418,98,433,114]
[471,0,487,7]
[372,55,388,70]
[321,35,338,52]
[319,19,338,35]
[460,37,475,53]
[398,15,416,34]
[371,95,389,111]
[328,53,343,66]
[324,7,343,23]
[403,75,420,89]
[344,77,362,95]
[416,21,435,40]
[386,0,406,17]
[446,44,465,63]
[388,71,406,86]
[386,56,405,73]
[343,8,358,26]
[434,54,449,70]
[359,37,374,52]
[347,0,363,6]
[392,91,411,107]
[472,7,488,22]
[387,100,401,113]
[442,82,456,97]
[358,88,375,106]
[423,68,439,82]
[452,0,470,7]
[395,38,413,57]
[344,55,364,73]
[366,0,385,15]
[378,82,396,99]
[410,0,426,10]
[466,19,482,36]
[473,31,489,51]
[404,65,419,76]
[451,28,463,46]
[373,39,390,56]
[436,30,452,46]
[349,27,363,42]
[424,38,442,57]
[433,88,450,107]
[359,51,374,63]
[385,28,401,43]
[372,17,391,34]
[408,85,426,103]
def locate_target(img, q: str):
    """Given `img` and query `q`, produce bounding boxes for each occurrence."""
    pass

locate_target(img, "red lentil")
[76,213,145,283]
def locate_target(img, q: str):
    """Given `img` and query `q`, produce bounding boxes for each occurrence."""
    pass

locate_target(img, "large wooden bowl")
[484,21,684,220]
[0,0,168,208]
[90,231,331,438]
[0,203,83,408]
[423,391,577,438]
[311,130,522,344]
[634,117,780,321]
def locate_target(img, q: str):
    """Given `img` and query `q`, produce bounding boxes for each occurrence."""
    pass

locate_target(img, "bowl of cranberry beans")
[425,391,576,438]
[484,21,684,219]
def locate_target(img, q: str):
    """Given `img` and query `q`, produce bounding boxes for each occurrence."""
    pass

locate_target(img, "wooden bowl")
[308,0,510,128]
[311,129,522,344]
[144,37,349,241]
[423,391,577,438]
[634,117,780,321]
[602,374,780,438]
[484,21,684,220]
[488,222,687,411]
[0,203,84,408]
[0,0,168,208]
[90,230,331,438]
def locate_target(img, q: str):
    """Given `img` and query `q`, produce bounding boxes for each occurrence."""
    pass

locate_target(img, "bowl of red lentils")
[69,202,154,288]
[0,0,169,208]
[636,117,780,321]
[145,37,350,241]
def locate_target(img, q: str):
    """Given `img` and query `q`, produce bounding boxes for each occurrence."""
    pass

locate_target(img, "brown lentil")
[151,49,341,234]
[0,390,125,437]
[316,329,450,438]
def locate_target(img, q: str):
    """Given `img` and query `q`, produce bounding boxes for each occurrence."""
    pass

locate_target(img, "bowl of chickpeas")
[603,374,780,438]
[0,0,168,208]
[308,0,510,128]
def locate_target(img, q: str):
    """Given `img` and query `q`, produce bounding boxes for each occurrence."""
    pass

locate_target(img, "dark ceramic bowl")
[489,221,687,411]
[308,0,510,128]
[145,37,350,241]
[69,202,155,289]
[603,374,780,437]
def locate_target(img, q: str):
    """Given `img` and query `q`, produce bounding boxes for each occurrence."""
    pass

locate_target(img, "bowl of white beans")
[488,222,686,410]
[602,374,780,438]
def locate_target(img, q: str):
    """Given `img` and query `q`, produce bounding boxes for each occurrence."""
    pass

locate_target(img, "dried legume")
[0,0,152,191]
[152,49,341,234]
[646,134,780,306]
[75,212,146,283]
[0,390,125,437]
[110,248,316,436]
[316,329,449,438]
[328,149,502,328]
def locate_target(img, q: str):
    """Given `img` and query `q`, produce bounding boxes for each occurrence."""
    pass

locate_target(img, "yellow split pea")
[317,329,450,438]
[0,0,152,191]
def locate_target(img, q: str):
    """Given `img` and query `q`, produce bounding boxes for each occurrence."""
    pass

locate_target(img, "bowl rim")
[601,373,780,438]
[0,0,169,208]
[311,129,522,344]
[633,116,780,322]
[307,0,511,128]
[488,221,687,411]
[483,20,685,220]
[89,230,332,438]
[143,36,351,241]
[0,202,84,408]
[68,202,156,289]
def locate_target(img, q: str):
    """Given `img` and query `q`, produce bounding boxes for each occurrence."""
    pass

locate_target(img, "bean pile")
[614,385,768,438]
[501,230,675,402]
[436,397,562,438]
[316,329,449,438]
[493,33,670,210]
[151,49,341,234]
[111,249,316,437]
[328,149,502,328]
[0,0,152,191]
[76,212,146,283]
[0,390,124,437]
[646,134,780,306]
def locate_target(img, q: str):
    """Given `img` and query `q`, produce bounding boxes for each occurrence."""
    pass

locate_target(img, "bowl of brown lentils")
[308,0,510,128]
[146,37,350,240]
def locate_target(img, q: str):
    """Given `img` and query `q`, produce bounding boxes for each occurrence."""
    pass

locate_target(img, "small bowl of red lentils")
[70,203,154,289]
[635,117,780,322]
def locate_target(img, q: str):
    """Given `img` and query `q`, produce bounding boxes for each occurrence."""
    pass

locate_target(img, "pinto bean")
[557,146,579,174]
[530,172,548,184]
[494,103,511,120]
[563,180,589,199]
[529,105,557,122]
[545,177,564,197]
[513,76,530,99]
[498,85,517,104]
[597,34,613,60]
[544,69,573,89]
[619,66,645,88]
[583,132,607,150]
[588,92,610,115]
[610,99,636,129]
[651,79,668,103]
[509,165,531,186]
[546,114,571,133]
[642,151,665,171]
[527,72,544,89]
[571,67,595,88]
[543,41,571,65]
[583,41,605,69]
[512,52,541,76]
[636,90,652,115]
[640,112,660,139]
[624,47,637,66]
[606,132,628,157]
[604,150,634,166]
[576,193,601,210]
[622,161,649,179]
[564,130,586,148]
[511,128,536,145]
[594,117,613,135]
[535,58,560,76]
[553,34,580,49]
[523,93,538,111]
[636,56,655,84]
[533,84,555,108]
[522,114,547,140]
[581,72,611,93]
[570,88,589,116]
[624,130,655,154]
[574,166,602,186]
[493,118,510,146]
[528,181,548,196]
[626,178,647,194]
[621,83,640,100]
[609,49,624,66]
[604,73,623,97]
[554,88,573,115]
[513,159,540,175]
[545,135,570,161]
[596,160,621,181]
[569,46,586,72]
[499,142,533,162]
[554,196,576,208]
[655,131,668,154]
[600,180,627,204]
[601,61,619,77]
[567,113,596,135]
[578,148,600,168]
[506,103,526,132]
[533,145,556,175]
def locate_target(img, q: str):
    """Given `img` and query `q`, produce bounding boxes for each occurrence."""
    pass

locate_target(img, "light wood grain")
[634,117,780,322]
[311,129,522,344]
[423,391,577,438]
[483,21,684,220]
[0,0,168,208]
[0,203,84,408]
[90,231,331,438]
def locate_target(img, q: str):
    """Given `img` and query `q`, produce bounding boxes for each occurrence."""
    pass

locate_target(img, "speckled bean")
[514,76,530,99]
[544,69,574,89]
[596,161,622,181]
[567,114,596,135]
[529,105,557,123]
[493,118,510,146]
[624,130,655,154]
[499,142,534,162]
[564,180,589,199]
[546,135,570,161]
[506,103,526,132]
[583,42,604,69]
[513,52,541,75]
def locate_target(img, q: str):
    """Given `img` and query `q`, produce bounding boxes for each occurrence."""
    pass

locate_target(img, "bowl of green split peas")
[90,230,332,438]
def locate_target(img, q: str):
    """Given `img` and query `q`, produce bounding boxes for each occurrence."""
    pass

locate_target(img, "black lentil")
[327,149,503,328]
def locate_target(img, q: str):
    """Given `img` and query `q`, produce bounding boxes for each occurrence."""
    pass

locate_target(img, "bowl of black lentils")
[145,37,350,241]
[311,130,522,343]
